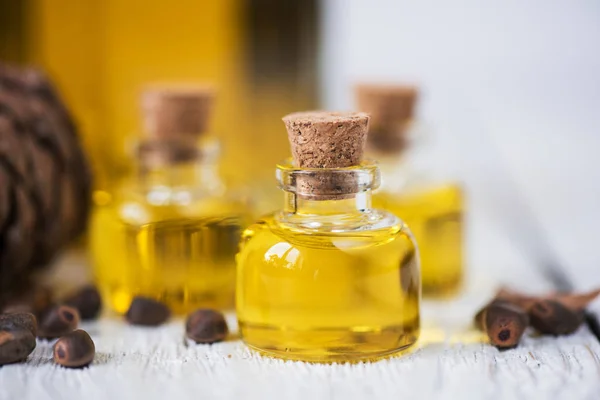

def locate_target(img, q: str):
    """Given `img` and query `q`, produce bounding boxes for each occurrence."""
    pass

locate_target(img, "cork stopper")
[355,84,418,152]
[141,85,215,141]
[282,111,370,199]
[282,111,370,168]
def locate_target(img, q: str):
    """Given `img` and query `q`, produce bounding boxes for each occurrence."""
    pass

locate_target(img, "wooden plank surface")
[1,301,599,400]
[1,205,599,400]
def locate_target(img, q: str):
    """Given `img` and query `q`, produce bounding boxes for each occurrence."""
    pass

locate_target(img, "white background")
[320,0,600,287]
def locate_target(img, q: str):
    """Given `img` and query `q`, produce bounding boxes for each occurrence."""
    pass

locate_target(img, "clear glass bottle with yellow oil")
[90,86,251,314]
[356,84,464,297]
[236,111,420,362]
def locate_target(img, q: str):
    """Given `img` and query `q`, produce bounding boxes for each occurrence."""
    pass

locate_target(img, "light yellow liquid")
[236,214,420,362]
[374,184,463,297]
[91,191,247,314]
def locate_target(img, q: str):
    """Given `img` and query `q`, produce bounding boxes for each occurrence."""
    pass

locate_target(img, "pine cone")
[0,63,93,306]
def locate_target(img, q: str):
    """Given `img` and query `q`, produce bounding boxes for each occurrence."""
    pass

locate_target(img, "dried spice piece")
[475,300,529,349]
[476,286,600,348]
[53,329,95,368]
[0,328,36,365]
[185,309,228,344]
[64,286,102,321]
[38,305,80,339]
[528,288,600,335]
[554,288,600,311]
[125,297,170,326]
[0,312,37,337]
[528,299,584,335]
[495,287,600,335]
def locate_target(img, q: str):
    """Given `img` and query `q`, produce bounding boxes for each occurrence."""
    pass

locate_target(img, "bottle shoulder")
[95,181,252,226]
[240,212,416,255]
[375,181,463,206]
[243,210,412,243]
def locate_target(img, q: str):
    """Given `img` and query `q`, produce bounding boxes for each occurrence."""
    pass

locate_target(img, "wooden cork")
[282,111,370,168]
[354,84,418,153]
[282,111,370,199]
[141,85,215,141]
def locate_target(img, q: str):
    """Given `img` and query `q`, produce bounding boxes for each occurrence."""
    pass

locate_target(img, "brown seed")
[53,329,95,368]
[0,328,36,365]
[529,299,584,335]
[64,286,102,320]
[185,309,228,344]
[476,300,529,349]
[38,305,80,339]
[125,297,170,326]
[0,312,37,336]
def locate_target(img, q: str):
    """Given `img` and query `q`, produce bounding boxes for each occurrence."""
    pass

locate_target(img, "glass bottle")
[90,86,251,314]
[236,112,420,362]
[356,84,464,297]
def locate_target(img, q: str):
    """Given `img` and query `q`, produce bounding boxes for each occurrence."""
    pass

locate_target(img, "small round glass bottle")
[90,86,251,314]
[236,111,420,363]
[356,84,464,297]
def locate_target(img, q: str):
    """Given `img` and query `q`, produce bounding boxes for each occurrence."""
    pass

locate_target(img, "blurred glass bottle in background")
[1,0,319,196]
[355,84,464,297]
[90,86,252,314]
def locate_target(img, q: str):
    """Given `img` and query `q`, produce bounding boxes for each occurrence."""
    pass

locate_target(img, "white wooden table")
[2,202,600,400]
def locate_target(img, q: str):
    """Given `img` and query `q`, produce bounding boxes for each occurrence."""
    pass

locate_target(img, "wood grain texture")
[1,197,599,399]
[1,312,599,400]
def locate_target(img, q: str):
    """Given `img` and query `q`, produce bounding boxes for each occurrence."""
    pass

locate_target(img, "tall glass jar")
[236,159,420,362]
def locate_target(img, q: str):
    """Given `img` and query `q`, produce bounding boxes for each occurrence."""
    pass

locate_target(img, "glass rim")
[275,158,381,197]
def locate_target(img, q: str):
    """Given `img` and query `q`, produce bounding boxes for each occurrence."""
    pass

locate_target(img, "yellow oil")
[91,187,248,314]
[373,184,463,297]
[236,214,420,362]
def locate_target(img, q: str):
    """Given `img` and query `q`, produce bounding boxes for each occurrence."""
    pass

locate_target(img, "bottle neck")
[283,191,373,217]
[275,159,380,227]
[141,159,221,188]
[366,120,421,158]
[366,122,426,192]
[136,138,223,192]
